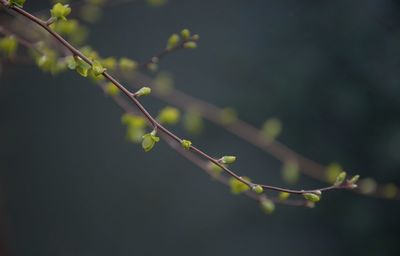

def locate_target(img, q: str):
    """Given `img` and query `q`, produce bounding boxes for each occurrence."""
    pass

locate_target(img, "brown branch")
[0,2,353,203]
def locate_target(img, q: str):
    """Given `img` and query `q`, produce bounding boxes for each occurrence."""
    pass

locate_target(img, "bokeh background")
[1,0,400,255]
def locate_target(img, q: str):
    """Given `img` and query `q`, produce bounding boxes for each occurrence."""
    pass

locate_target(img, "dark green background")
[1,0,400,255]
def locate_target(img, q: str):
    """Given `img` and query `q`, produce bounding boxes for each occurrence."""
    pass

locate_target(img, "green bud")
[65,55,76,69]
[135,87,151,97]
[229,176,251,194]
[303,192,321,203]
[166,33,180,49]
[8,0,25,7]
[278,192,290,201]
[119,57,138,71]
[252,185,264,194]
[105,82,120,96]
[74,56,91,77]
[50,3,71,21]
[261,118,282,142]
[348,174,360,185]
[181,29,191,40]
[92,60,106,76]
[282,160,299,184]
[142,132,160,152]
[157,106,180,125]
[192,34,200,41]
[183,42,197,49]
[325,163,342,184]
[334,171,347,186]
[181,139,192,150]
[221,156,236,164]
[0,36,18,57]
[260,198,275,214]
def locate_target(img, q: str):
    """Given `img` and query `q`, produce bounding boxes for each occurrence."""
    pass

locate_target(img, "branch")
[0,1,356,208]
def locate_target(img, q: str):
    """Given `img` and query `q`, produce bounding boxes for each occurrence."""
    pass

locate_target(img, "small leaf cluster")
[0,36,18,57]
[166,29,199,50]
[50,3,71,21]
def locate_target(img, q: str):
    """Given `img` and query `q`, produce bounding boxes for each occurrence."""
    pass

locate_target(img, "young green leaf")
[92,60,106,76]
[8,0,26,8]
[50,3,71,21]
[181,139,192,150]
[252,185,264,194]
[74,56,91,77]
[229,176,251,195]
[142,133,160,152]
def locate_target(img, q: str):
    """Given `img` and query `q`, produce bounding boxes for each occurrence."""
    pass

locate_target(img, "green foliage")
[282,160,299,184]
[135,87,151,97]
[154,72,174,95]
[183,42,197,49]
[105,82,120,96]
[218,107,237,125]
[50,3,71,21]
[0,36,18,57]
[50,19,88,45]
[119,57,138,72]
[334,171,347,186]
[91,60,106,76]
[8,0,25,8]
[325,163,343,184]
[101,57,117,70]
[252,185,264,194]
[261,117,282,142]
[146,0,167,7]
[181,29,190,40]
[278,192,290,201]
[121,113,146,128]
[166,33,180,50]
[260,198,275,214]
[73,56,91,77]
[183,109,204,135]
[348,174,360,186]
[229,176,251,194]
[157,106,180,125]
[303,191,321,203]
[208,162,223,176]
[142,132,160,152]
[181,139,192,150]
[221,156,236,164]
